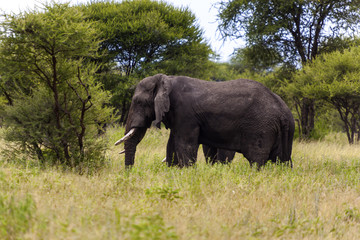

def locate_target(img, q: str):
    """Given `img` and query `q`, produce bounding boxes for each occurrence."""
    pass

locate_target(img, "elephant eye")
[133,95,143,103]
[134,95,152,106]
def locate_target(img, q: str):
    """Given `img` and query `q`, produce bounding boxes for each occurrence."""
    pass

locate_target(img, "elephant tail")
[280,116,294,166]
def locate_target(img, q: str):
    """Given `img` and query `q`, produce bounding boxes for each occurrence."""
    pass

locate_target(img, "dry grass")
[1,127,360,239]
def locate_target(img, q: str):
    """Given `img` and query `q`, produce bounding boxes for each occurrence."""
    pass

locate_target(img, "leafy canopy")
[217,0,360,139]
[82,0,214,124]
[290,46,360,143]
[0,3,114,170]
[217,0,360,67]
[84,0,212,77]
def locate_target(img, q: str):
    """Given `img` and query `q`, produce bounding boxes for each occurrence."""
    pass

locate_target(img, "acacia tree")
[217,0,360,138]
[0,3,114,169]
[290,46,360,144]
[83,0,213,123]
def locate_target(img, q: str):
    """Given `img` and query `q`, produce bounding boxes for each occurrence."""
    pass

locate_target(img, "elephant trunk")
[123,127,147,167]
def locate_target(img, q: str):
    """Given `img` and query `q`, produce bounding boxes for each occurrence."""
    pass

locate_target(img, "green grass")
[1,126,360,239]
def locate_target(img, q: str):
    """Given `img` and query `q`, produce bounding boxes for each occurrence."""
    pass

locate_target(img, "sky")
[0,0,243,62]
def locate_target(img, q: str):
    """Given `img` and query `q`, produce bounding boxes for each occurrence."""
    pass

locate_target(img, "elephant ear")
[154,75,172,128]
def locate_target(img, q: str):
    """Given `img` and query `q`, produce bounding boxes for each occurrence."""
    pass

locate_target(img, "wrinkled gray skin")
[120,74,295,168]
[202,145,235,164]
[162,145,235,164]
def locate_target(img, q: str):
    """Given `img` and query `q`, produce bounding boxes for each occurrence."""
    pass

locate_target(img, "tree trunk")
[32,142,45,167]
[300,98,315,139]
[119,99,130,125]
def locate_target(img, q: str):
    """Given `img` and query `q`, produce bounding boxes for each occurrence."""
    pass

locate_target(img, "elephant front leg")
[173,130,199,167]
[244,146,269,170]
[166,133,178,167]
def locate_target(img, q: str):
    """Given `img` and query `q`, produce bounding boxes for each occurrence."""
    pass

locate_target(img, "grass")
[1,126,360,239]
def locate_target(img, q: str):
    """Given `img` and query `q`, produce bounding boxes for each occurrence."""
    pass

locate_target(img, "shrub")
[0,3,115,171]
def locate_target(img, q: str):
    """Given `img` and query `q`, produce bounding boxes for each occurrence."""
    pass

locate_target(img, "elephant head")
[115,74,172,167]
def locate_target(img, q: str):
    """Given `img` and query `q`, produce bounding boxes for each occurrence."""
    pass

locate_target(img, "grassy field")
[1,127,360,239]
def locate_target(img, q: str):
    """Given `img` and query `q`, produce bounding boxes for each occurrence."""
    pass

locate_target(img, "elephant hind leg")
[217,149,235,164]
[244,149,270,170]
[203,145,218,164]
[269,148,293,167]
[248,159,266,170]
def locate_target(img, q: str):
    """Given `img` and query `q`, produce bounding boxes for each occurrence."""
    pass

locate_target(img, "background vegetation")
[0,3,115,171]
[82,0,217,122]
[1,1,359,151]
[217,0,360,138]
[0,0,242,170]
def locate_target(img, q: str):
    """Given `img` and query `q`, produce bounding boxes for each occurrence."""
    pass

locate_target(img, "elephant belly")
[198,127,242,152]
[198,123,277,155]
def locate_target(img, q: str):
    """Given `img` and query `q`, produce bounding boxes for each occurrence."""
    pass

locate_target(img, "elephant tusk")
[162,157,166,163]
[115,128,135,146]
[119,150,125,154]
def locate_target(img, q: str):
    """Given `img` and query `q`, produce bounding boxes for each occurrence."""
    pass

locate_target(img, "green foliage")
[0,194,35,239]
[230,44,283,73]
[343,207,360,223]
[290,46,360,143]
[125,214,178,240]
[155,41,214,80]
[0,3,115,171]
[145,186,182,202]
[208,62,243,82]
[319,36,360,55]
[84,0,212,77]
[249,64,296,96]
[218,0,360,139]
[217,0,360,66]
[310,106,344,140]
[83,0,214,122]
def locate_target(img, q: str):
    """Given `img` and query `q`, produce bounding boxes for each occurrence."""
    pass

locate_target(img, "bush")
[0,3,115,172]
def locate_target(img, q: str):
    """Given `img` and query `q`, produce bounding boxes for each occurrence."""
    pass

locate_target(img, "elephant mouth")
[114,127,147,159]
[114,128,136,146]
[115,128,136,155]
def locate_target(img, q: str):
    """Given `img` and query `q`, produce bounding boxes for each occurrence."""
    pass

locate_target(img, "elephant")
[161,145,235,164]
[202,145,235,164]
[115,74,295,169]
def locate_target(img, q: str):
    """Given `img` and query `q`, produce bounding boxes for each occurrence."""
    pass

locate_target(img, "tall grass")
[1,127,360,239]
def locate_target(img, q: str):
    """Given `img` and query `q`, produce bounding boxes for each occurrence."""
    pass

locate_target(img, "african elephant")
[115,74,295,169]
[161,145,235,164]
